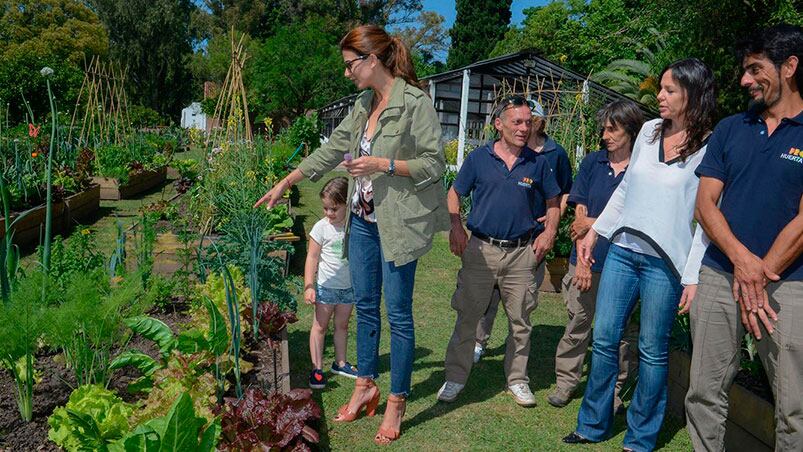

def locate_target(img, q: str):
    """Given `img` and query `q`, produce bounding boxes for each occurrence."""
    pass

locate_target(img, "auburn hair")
[339,24,421,88]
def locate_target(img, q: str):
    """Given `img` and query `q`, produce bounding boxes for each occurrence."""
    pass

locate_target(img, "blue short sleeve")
[568,153,593,207]
[695,120,728,181]
[540,159,561,200]
[553,144,573,194]
[452,152,477,196]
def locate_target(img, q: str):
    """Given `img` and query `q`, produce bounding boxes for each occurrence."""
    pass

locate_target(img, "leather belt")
[472,231,534,248]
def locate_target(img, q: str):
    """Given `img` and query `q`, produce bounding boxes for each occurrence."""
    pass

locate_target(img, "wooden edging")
[0,184,101,249]
[92,166,167,200]
[541,256,569,293]
[667,350,775,451]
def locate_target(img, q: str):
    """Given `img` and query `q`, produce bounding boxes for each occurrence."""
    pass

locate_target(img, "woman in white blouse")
[562,58,716,452]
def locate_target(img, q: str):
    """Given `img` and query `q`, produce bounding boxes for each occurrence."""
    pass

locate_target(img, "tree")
[89,0,196,119]
[248,17,353,120]
[447,0,512,69]
[0,0,108,120]
[492,0,801,116]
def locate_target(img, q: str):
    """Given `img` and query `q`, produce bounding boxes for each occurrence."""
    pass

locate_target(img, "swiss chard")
[110,392,219,452]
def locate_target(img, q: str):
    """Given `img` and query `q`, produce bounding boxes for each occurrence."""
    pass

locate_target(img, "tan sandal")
[374,394,406,446]
[333,377,379,422]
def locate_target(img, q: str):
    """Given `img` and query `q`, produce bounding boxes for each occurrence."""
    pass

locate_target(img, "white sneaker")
[437,381,465,402]
[507,383,536,407]
[473,344,484,363]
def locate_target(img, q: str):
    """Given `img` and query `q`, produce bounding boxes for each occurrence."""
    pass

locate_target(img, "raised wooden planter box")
[541,256,569,293]
[250,328,290,394]
[0,184,101,249]
[65,184,101,225]
[668,350,775,451]
[93,166,167,200]
[148,231,293,277]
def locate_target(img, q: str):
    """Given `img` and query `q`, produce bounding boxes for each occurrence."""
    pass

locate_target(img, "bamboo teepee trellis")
[486,74,597,169]
[207,32,252,150]
[68,56,131,147]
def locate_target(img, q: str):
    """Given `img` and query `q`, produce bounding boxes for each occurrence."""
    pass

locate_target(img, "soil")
[0,299,285,451]
[0,350,73,452]
[0,301,191,451]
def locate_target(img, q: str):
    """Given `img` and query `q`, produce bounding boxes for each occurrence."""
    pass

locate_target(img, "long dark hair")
[652,58,717,161]
[597,100,644,150]
[339,25,421,88]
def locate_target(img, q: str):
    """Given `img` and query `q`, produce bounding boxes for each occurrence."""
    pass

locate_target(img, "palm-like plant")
[591,28,670,109]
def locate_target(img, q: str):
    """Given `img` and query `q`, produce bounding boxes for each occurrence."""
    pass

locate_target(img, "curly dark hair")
[736,23,803,97]
[651,58,717,161]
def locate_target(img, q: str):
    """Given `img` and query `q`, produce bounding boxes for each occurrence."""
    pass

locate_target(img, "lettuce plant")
[242,302,297,349]
[218,388,320,451]
[47,384,134,452]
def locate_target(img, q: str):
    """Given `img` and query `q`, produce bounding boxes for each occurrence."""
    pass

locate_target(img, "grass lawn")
[288,177,693,451]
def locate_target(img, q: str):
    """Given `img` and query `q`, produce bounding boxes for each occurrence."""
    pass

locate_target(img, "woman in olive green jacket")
[255,24,448,445]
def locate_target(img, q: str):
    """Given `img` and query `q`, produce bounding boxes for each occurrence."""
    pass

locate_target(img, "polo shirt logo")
[517,177,533,188]
[780,147,803,163]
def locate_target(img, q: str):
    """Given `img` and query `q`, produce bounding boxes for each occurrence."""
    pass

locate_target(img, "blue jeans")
[576,245,682,452]
[348,214,418,396]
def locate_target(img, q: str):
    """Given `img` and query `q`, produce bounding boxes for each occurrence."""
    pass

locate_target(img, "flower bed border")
[92,166,167,200]
[667,350,774,452]
[541,256,569,293]
[0,184,101,249]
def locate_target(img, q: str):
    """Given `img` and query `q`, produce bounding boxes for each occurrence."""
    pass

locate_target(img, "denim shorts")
[316,285,356,305]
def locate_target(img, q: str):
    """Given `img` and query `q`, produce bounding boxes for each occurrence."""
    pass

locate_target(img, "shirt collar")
[486,140,532,163]
[788,110,803,125]
[533,135,557,154]
[597,149,610,163]
[743,107,803,125]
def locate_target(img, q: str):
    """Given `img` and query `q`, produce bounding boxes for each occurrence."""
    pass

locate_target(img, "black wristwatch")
[386,159,396,176]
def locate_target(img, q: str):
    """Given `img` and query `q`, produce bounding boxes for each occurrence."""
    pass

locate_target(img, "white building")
[180,102,206,131]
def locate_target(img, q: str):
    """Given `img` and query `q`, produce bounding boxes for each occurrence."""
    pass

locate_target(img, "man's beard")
[747,78,782,113]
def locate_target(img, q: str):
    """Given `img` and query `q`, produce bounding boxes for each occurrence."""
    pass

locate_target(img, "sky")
[417,0,549,61]
[423,0,548,28]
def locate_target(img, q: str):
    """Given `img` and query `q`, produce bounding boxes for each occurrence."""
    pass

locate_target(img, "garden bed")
[93,166,167,200]
[541,256,568,293]
[667,350,775,451]
[0,301,289,450]
[147,232,293,277]
[0,184,101,249]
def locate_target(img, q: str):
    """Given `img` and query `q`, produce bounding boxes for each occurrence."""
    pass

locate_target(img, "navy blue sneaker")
[309,369,326,389]
[331,361,358,379]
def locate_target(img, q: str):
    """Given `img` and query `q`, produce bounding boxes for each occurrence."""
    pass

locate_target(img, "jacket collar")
[356,77,407,118]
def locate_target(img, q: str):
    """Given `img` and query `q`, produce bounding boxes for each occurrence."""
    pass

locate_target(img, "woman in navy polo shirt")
[548,100,644,411]
[564,58,716,451]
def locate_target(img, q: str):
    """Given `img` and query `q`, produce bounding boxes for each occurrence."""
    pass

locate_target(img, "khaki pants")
[554,264,639,410]
[685,265,803,452]
[444,236,543,386]
[475,265,545,347]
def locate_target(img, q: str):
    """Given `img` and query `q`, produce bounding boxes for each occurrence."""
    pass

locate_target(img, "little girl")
[305,177,357,389]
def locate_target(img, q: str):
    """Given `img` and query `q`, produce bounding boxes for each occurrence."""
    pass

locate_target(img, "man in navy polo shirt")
[437,95,561,407]
[685,24,803,451]
[472,100,574,363]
